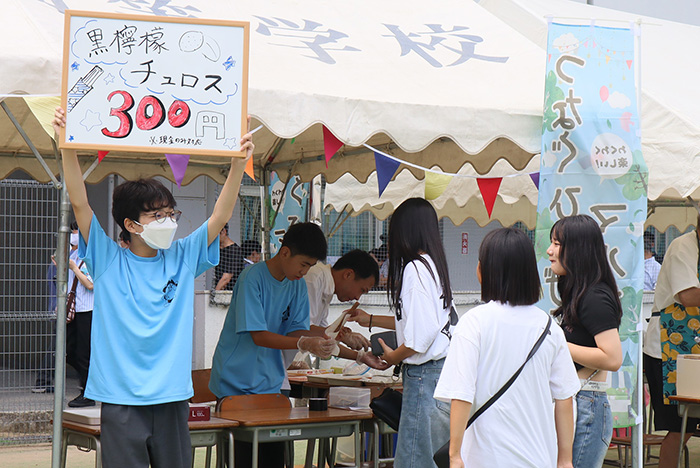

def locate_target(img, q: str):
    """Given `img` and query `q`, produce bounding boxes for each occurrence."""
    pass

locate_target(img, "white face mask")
[134,217,178,250]
[70,232,79,246]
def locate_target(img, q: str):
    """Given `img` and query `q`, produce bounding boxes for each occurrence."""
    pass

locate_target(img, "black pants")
[66,311,92,390]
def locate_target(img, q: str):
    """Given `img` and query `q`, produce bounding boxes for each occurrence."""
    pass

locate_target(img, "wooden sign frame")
[60,10,249,157]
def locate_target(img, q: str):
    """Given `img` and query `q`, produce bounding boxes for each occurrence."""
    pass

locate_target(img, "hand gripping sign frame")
[60,10,249,158]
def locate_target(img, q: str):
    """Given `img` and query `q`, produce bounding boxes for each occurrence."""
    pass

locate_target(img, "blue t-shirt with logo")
[79,214,218,405]
[209,261,309,397]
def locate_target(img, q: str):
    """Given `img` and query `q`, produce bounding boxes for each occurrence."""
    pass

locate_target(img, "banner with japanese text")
[61,11,249,157]
[268,172,309,255]
[535,22,647,428]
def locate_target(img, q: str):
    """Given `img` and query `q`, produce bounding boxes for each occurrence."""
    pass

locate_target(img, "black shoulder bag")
[433,315,553,468]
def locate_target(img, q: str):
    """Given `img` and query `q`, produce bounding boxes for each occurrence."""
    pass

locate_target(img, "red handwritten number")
[168,100,190,128]
[135,95,165,131]
[102,92,191,138]
[102,91,134,138]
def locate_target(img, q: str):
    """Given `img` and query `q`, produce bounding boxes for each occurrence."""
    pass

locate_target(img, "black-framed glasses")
[147,210,182,224]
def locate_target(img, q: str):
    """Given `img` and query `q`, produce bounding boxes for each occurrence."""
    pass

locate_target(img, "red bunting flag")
[97,151,109,162]
[322,126,343,168]
[477,177,502,218]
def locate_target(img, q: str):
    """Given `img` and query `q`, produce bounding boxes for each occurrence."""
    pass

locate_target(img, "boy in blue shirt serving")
[52,107,254,468]
[209,222,336,398]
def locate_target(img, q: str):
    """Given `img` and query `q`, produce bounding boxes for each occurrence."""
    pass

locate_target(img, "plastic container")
[329,386,371,409]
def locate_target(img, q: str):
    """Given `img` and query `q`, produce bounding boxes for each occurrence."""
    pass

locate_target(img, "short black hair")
[242,239,261,258]
[281,223,327,261]
[333,249,379,284]
[69,221,78,231]
[118,230,130,243]
[479,228,541,306]
[112,178,176,234]
[223,223,229,233]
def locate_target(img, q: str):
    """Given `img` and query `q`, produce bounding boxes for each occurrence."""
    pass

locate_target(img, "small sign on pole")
[461,232,468,255]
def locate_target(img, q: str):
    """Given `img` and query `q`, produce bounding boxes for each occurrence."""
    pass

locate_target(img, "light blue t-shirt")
[209,262,309,397]
[79,214,218,405]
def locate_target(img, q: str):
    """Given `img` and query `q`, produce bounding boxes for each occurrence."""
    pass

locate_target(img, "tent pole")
[0,101,61,187]
[50,175,71,468]
[631,17,644,468]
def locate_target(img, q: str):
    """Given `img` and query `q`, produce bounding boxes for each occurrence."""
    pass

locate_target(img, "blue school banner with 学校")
[534,22,647,429]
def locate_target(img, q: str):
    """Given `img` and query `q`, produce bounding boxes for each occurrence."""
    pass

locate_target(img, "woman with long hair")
[547,214,623,468]
[350,197,453,467]
[435,227,579,467]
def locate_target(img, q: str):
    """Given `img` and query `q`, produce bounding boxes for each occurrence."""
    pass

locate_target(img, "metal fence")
[0,179,59,445]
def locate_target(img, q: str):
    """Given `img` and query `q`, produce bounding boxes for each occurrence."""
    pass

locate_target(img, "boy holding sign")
[52,106,254,468]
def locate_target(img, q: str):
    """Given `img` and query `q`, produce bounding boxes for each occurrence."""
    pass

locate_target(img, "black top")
[563,283,620,371]
[214,243,243,290]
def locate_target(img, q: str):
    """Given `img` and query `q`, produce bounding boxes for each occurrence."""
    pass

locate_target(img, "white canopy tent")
[326,0,700,231]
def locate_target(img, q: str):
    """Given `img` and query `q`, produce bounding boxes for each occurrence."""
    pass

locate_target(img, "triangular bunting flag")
[529,172,540,190]
[605,55,611,64]
[24,96,61,138]
[626,60,633,69]
[425,171,453,200]
[477,177,502,218]
[244,157,255,181]
[322,126,343,167]
[165,154,190,188]
[374,152,401,197]
[98,151,109,162]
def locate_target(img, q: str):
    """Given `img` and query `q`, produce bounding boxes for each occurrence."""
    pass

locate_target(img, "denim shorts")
[572,390,612,468]
[394,359,450,468]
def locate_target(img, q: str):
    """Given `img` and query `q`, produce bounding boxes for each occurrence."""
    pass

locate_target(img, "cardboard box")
[188,404,211,421]
[676,354,700,398]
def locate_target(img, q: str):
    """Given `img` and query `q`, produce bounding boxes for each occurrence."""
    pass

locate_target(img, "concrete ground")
[2,437,700,468]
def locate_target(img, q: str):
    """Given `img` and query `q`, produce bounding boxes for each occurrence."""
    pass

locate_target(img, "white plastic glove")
[339,328,370,351]
[297,336,336,359]
[356,350,391,370]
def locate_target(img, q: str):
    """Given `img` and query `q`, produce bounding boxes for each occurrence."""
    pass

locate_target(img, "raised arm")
[207,117,254,245]
[52,107,93,241]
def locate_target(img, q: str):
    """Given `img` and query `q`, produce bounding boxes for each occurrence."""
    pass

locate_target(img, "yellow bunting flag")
[24,96,61,139]
[424,171,453,200]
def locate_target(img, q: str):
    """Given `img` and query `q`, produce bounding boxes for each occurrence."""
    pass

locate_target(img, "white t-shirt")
[434,301,580,468]
[644,231,700,359]
[394,254,452,365]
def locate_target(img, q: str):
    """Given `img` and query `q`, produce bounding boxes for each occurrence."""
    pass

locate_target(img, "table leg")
[95,438,102,468]
[677,404,688,468]
[61,431,68,468]
[305,439,316,468]
[227,431,234,468]
[354,422,361,468]
[252,429,259,468]
[317,437,325,468]
[373,420,380,468]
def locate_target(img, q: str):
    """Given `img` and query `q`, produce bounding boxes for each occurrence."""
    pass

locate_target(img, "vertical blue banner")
[268,172,309,255]
[535,23,647,428]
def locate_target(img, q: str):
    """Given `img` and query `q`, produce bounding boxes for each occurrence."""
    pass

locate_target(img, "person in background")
[241,239,262,269]
[214,223,243,291]
[435,227,578,468]
[350,198,453,468]
[32,248,59,394]
[644,231,661,291]
[65,221,95,407]
[643,214,700,468]
[547,215,623,468]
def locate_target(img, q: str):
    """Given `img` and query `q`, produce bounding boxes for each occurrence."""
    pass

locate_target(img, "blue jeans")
[394,359,450,468]
[572,390,612,468]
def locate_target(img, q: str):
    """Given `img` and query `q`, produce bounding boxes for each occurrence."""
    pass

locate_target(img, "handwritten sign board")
[61,11,249,157]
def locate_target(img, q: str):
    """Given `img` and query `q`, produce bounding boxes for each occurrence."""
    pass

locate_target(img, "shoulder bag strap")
[68,260,85,295]
[466,314,553,429]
